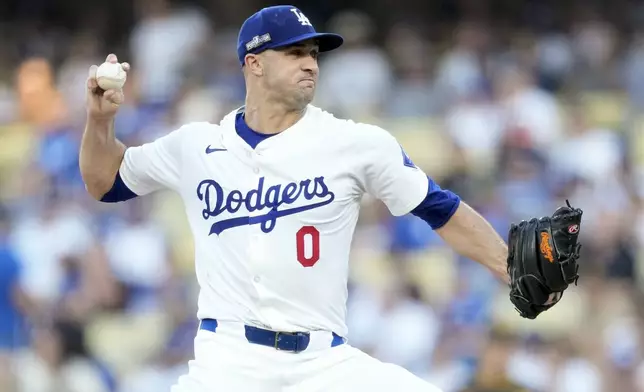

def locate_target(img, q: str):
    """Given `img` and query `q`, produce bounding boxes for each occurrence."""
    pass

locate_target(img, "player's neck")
[243,102,306,135]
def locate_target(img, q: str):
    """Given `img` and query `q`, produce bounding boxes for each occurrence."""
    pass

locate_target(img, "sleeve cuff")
[100,171,138,203]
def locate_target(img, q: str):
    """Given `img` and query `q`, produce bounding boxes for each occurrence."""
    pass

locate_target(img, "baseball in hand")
[96,62,127,90]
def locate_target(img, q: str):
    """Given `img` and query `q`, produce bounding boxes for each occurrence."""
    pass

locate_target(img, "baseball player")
[80,5,582,392]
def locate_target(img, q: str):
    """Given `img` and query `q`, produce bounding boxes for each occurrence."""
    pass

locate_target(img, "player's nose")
[301,56,319,74]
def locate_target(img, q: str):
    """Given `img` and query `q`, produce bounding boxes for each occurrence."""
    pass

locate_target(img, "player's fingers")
[106,53,118,63]
[121,62,130,72]
[87,65,99,92]
[88,64,97,80]
[112,91,124,105]
[87,77,98,90]
[103,89,114,101]
[103,89,124,105]
[545,292,562,305]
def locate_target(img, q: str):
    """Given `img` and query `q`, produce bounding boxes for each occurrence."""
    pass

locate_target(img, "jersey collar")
[221,105,315,157]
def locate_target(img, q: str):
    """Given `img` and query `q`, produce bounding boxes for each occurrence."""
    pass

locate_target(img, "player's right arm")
[80,54,185,202]
[80,54,129,200]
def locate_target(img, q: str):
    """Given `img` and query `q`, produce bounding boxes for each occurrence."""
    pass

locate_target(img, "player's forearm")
[435,202,510,283]
[79,116,126,200]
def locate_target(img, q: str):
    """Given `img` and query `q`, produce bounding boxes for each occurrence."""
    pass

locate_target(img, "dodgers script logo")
[197,176,335,235]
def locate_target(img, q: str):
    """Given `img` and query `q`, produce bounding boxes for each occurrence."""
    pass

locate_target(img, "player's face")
[262,41,320,110]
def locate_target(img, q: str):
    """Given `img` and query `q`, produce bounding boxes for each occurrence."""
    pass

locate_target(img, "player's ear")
[245,54,264,77]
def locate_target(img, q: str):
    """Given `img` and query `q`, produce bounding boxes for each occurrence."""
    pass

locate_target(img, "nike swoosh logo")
[205,145,227,154]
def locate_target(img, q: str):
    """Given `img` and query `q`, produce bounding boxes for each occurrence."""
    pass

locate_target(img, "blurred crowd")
[2,0,644,391]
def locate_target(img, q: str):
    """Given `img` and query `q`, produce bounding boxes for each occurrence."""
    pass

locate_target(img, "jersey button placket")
[247,152,265,293]
[248,223,265,295]
[249,232,270,313]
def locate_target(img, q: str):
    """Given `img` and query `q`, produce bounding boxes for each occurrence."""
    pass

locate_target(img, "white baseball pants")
[171,321,443,392]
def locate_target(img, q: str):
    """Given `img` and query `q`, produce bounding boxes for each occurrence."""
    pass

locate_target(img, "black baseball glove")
[507,200,583,319]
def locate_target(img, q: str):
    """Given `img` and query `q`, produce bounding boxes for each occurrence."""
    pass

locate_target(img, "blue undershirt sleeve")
[410,176,461,230]
[99,171,138,203]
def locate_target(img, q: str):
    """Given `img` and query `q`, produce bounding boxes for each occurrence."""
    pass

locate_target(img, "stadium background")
[1,0,643,391]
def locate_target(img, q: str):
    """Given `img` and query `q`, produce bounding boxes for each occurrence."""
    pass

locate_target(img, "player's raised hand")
[86,54,130,120]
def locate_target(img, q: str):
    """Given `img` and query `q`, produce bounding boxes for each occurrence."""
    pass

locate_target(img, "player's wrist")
[86,113,115,125]
[85,115,116,142]
[499,268,511,285]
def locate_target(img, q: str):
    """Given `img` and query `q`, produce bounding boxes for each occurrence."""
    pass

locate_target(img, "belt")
[199,318,344,353]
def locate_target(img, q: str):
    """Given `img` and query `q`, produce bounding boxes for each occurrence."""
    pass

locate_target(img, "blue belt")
[199,319,344,353]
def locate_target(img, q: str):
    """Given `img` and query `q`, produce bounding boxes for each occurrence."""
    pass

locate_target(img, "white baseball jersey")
[118,105,429,337]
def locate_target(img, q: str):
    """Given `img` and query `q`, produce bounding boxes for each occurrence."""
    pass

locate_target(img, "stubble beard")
[289,86,315,111]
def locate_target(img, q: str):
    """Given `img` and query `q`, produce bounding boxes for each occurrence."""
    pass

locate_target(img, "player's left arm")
[361,125,509,282]
[429,202,509,283]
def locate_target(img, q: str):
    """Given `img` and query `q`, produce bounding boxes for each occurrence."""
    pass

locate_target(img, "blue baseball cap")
[237,5,344,66]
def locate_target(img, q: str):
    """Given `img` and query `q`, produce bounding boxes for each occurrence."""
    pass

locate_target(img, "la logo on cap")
[290,8,312,26]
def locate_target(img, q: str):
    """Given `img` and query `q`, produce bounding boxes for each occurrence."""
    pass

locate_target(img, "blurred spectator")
[553,340,602,392]
[534,32,574,92]
[103,198,171,312]
[505,336,558,391]
[368,283,440,374]
[0,204,29,391]
[0,204,28,348]
[15,58,68,127]
[570,12,619,91]
[10,188,94,306]
[443,94,504,173]
[14,321,115,392]
[493,64,563,150]
[464,330,527,392]
[117,275,196,392]
[314,10,393,118]
[622,29,644,109]
[434,21,490,106]
[548,102,625,186]
[384,23,439,117]
[495,146,552,221]
[57,32,101,124]
[129,0,211,107]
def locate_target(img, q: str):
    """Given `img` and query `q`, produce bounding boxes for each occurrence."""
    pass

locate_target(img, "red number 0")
[296,226,320,267]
